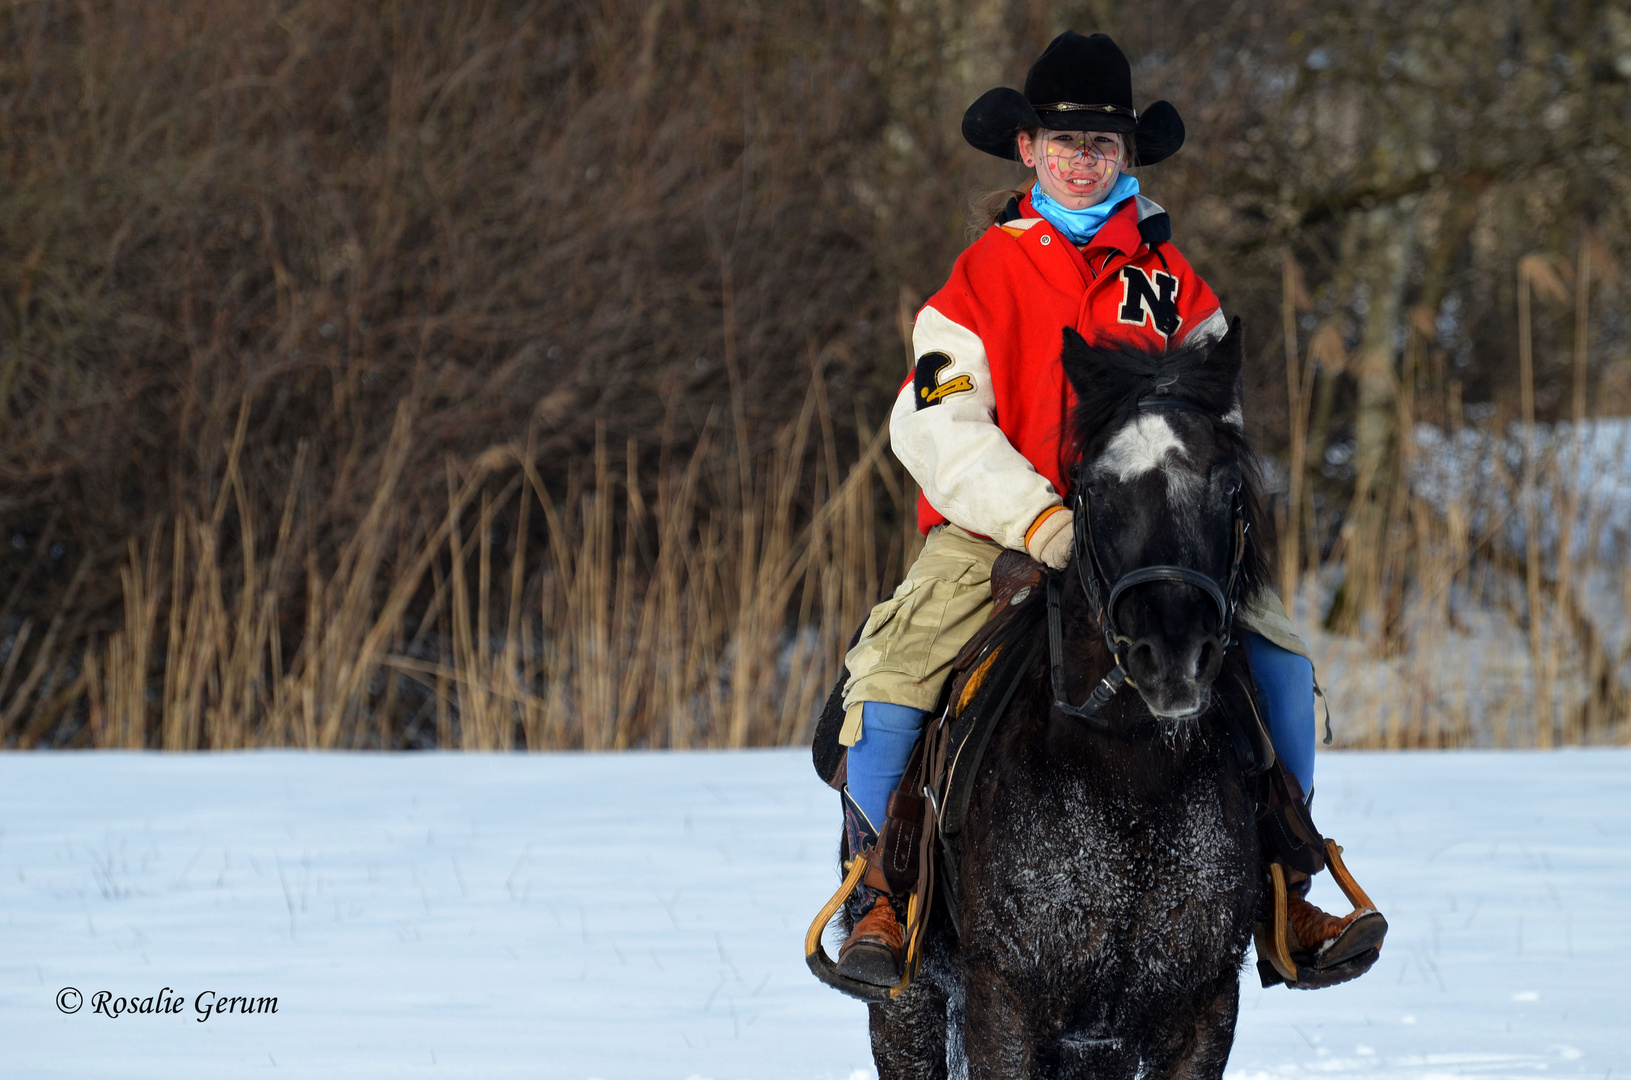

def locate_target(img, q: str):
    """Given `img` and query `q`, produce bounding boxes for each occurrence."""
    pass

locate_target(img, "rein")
[1049,396,1250,724]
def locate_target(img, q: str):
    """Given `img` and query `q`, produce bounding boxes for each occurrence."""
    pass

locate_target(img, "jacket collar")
[1011,191,1167,257]
[1085,197,1142,255]
[1018,192,1147,255]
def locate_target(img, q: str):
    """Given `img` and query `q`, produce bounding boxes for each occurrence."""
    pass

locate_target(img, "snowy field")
[0,749,1626,1079]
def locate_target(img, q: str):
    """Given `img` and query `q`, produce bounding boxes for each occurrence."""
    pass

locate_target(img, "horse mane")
[1058,321,1275,598]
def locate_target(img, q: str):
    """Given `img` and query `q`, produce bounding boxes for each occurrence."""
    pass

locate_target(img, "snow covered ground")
[0,748,1625,1079]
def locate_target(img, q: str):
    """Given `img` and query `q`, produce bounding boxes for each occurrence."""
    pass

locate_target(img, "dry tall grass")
[0,0,903,750]
[1,355,921,749]
[5,2,1630,750]
[4,245,1629,748]
[1286,243,1631,749]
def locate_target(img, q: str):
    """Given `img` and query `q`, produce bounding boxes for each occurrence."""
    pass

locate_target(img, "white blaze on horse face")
[1095,413,1203,508]
[1099,413,1183,479]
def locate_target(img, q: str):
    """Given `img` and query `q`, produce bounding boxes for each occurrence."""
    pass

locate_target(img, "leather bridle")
[1049,398,1250,726]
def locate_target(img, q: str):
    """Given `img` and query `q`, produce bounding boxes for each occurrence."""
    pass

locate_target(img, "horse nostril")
[1126,641,1159,682]
[1195,638,1223,681]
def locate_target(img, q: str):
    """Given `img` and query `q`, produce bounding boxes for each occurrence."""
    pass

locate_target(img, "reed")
[1282,245,1631,749]
[0,352,913,750]
[3,237,1627,748]
[6,0,1630,752]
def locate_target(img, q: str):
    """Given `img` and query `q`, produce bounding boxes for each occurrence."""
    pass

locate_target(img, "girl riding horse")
[834,30,1386,989]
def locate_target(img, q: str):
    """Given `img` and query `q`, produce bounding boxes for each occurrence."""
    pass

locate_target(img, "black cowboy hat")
[962,31,1185,166]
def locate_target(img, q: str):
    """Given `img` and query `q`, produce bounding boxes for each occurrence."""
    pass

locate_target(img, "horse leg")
[959,973,1037,1079]
[1149,973,1241,1080]
[869,981,950,1080]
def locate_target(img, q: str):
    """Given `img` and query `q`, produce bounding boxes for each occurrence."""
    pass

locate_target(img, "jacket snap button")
[1040,234,1051,246]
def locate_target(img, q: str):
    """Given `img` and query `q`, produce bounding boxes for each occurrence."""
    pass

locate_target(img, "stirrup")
[1256,839,1386,990]
[804,852,924,1003]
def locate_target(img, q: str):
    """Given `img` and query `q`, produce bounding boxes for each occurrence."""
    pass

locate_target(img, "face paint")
[1023,129,1124,210]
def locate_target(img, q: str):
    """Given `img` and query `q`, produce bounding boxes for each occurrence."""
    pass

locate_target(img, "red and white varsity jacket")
[889,191,1227,549]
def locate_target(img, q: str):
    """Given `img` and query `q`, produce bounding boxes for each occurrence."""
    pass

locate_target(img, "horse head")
[1059,318,1271,719]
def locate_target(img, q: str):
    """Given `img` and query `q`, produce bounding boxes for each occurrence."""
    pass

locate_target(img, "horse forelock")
[1063,336,1238,452]
[1063,335,1272,599]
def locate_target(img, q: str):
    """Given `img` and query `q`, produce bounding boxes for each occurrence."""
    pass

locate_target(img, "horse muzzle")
[1122,627,1226,718]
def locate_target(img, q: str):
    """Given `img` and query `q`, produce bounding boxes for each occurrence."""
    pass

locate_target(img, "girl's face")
[1017,129,1125,209]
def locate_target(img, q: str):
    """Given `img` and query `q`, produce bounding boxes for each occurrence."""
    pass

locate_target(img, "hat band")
[1035,102,1138,120]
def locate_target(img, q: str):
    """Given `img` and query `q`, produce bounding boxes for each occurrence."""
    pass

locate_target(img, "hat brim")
[961,87,1184,166]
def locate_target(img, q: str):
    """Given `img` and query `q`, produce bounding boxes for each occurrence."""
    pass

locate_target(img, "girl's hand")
[1026,508,1075,570]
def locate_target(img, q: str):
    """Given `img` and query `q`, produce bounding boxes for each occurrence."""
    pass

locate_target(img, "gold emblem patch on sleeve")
[914,352,976,409]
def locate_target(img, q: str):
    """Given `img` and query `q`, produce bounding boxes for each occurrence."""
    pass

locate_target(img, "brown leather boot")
[837,893,904,986]
[1287,894,1388,970]
[834,788,905,987]
[1256,765,1388,987]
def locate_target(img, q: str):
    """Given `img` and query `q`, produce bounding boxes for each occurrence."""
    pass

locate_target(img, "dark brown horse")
[870,320,1273,1079]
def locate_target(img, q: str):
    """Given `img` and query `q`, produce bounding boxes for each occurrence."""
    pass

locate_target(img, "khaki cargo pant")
[838,523,1311,746]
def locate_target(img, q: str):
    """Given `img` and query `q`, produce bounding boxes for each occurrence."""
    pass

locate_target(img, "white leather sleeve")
[888,305,1063,550]
[1183,307,1228,346]
[1180,307,1242,425]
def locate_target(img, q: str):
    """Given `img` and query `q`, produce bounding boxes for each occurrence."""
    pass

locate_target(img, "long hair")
[965,181,1036,243]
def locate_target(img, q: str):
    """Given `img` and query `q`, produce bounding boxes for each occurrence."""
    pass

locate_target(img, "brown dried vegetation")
[2,1,1629,748]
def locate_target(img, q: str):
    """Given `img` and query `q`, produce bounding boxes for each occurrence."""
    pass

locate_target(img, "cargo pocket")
[842,544,998,713]
[845,572,958,685]
[843,590,913,687]
[919,559,995,678]
[875,577,958,680]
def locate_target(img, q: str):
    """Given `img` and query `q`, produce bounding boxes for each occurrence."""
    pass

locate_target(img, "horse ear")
[1211,316,1245,382]
[1208,317,1247,423]
[1059,326,1104,399]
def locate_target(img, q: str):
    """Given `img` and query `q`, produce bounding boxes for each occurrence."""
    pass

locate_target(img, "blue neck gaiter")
[1028,173,1141,244]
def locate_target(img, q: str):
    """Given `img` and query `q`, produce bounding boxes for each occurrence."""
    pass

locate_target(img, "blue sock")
[1244,632,1316,799]
[845,702,929,830]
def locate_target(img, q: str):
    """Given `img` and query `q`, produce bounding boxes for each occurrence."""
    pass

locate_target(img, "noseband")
[1049,398,1249,726]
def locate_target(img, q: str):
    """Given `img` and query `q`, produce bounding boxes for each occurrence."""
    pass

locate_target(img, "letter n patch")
[914,352,975,409]
[1117,267,1182,339]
